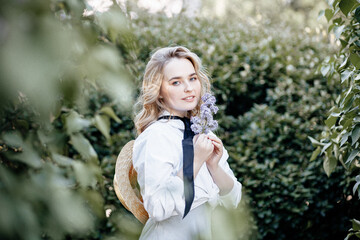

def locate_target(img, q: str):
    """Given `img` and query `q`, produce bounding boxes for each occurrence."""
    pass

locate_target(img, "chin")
[186,106,197,112]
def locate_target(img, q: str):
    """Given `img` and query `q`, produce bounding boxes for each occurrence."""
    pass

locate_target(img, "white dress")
[132,111,242,239]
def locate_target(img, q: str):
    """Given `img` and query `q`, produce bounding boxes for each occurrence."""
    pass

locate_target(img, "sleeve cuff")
[219,180,242,209]
[145,175,185,221]
[171,176,185,215]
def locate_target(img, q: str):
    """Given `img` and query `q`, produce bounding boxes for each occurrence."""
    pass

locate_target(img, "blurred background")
[1,0,359,239]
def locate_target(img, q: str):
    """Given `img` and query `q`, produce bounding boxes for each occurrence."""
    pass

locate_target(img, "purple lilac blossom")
[190,93,219,134]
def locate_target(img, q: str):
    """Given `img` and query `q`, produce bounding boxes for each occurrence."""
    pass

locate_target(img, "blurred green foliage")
[312,0,360,239]
[0,0,140,239]
[1,0,359,240]
[199,0,328,29]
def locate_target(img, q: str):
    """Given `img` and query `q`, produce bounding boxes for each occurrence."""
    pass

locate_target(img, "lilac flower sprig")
[190,93,219,134]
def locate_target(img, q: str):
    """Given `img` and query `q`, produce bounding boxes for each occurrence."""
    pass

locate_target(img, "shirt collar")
[158,110,185,130]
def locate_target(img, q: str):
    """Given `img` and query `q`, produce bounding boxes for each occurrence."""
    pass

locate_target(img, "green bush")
[1,1,359,240]
[312,0,360,238]
[110,5,360,239]
[0,1,140,239]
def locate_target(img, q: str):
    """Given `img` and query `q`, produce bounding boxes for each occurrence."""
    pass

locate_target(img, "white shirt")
[133,111,242,239]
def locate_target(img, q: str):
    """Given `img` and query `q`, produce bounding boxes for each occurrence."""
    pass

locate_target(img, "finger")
[212,141,222,153]
[210,139,223,150]
[193,134,200,143]
[206,143,214,152]
[199,134,208,143]
[200,133,208,139]
[212,141,222,148]
[207,135,222,145]
[194,134,208,148]
[201,137,210,147]
[207,139,214,150]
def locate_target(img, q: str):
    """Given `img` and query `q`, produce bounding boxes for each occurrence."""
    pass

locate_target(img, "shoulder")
[133,120,182,166]
[134,121,177,147]
[140,121,174,138]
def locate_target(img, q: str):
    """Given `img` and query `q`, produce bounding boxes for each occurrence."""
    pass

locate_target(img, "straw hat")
[113,140,149,224]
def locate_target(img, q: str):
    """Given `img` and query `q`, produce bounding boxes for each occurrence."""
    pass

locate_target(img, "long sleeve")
[217,147,242,209]
[133,125,185,222]
[206,131,242,209]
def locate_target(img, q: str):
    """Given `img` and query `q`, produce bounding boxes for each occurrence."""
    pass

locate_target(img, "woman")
[133,46,242,239]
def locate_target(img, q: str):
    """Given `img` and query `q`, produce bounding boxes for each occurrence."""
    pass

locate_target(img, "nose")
[184,80,193,92]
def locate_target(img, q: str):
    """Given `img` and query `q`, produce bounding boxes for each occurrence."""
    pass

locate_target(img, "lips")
[182,95,195,101]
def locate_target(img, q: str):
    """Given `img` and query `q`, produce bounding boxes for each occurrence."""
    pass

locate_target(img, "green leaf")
[341,69,353,83]
[333,143,340,158]
[310,146,321,161]
[355,175,360,199]
[343,93,355,112]
[332,0,342,7]
[323,155,337,177]
[353,177,360,196]
[355,73,360,80]
[325,115,337,128]
[308,136,323,147]
[70,133,98,162]
[345,149,359,164]
[334,25,345,39]
[330,111,342,117]
[340,131,350,146]
[340,39,348,49]
[355,6,360,22]
[350,52,360,69]
[52,153,73,167]
[339,55,349,69]
[352,218,360,231]
[343,117,354,130]
[331,130,340,141]
[339,0,359,16]
[50,188,94,233]
[2,131,23,147]
[352,124,360,145]
[100,106,121,123]
[321,65,330,76]
[318,10,325,21]
[332,17,343,24]
[94,114,111,140]
[73,162,99,188]
[64,110,91,134]
[4,138,42,168]
[325,8,335,22]
[321,142,332,155]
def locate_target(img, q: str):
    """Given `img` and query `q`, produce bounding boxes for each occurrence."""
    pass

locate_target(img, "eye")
[172,81,180,86]
[190,76,198,81]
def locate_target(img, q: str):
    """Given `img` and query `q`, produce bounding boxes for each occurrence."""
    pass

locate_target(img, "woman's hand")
[202,135,234,196]
[192,134,214,177]
[206,135,223,171]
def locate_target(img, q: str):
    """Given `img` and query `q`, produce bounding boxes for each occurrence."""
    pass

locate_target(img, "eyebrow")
[168,73,197,81]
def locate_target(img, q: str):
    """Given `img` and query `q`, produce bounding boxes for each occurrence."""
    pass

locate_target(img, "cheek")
[160,86,174,103]
[195,81,202,94]
[159,84,169,98]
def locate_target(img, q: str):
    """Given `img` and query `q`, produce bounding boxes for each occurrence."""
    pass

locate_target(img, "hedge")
[1,1,359,240]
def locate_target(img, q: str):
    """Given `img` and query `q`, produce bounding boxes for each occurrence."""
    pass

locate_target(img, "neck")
[162,109,188,118]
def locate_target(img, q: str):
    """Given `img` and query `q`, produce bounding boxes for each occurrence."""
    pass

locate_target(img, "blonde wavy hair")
[134,46,211,135]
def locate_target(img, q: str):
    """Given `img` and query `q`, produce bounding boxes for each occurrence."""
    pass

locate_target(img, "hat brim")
[114,140,149,224]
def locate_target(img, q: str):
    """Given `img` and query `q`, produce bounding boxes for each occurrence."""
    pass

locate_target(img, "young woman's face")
[159,58,201,117]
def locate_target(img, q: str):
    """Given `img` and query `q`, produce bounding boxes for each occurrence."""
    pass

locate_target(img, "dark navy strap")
[157,115,182,121]
[157,115,195,218]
